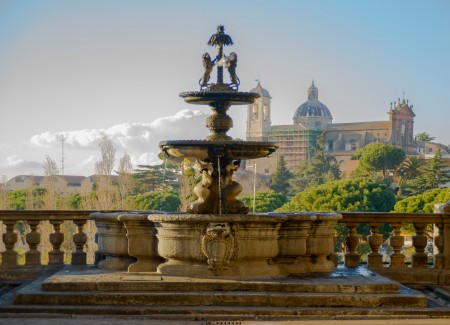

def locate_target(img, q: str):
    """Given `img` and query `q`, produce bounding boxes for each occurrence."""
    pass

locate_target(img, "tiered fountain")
[14,27,427,317]
[90,26,341,276]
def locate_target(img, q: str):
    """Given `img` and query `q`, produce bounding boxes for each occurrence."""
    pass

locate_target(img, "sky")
[0,0,449,181]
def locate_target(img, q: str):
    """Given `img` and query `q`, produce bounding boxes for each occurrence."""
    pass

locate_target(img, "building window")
[345,139,357,151]
[253,105,258,119]
[327,140,334,152]
[264,105,269,121]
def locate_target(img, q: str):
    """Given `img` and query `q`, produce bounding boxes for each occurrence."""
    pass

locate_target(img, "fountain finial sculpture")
[160,26,277,214]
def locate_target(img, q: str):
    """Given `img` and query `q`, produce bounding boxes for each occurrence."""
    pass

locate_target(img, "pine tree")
[290,132,340,195]
[269,155,293,196]
[413,149,450,193]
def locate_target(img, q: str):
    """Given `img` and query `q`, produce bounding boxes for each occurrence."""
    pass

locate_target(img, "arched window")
[253,105,258,119]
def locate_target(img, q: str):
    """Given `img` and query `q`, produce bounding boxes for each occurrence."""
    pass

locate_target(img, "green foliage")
[396,156,423,198]
[7,188,45,210]
[412,149,450,193]
[269,155,293,196]
[241,190,289,213]
[415,132,435,142]
[133,162,178,193]
[393,188,450,213]
[277,178,396,213]
[290,132,340,195]
[8,190,27,210]
[67,193,82,210]
[131,187,180,212]
[393,187,450,234]
[353,143,406,178]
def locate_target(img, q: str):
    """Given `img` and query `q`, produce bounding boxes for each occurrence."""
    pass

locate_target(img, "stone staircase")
[2,266,450,320]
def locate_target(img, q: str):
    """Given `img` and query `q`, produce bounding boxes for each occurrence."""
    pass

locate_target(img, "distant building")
[5,175,118,194]
[80,175,120,192]
[5,175,45,192]
[246,81,421,174]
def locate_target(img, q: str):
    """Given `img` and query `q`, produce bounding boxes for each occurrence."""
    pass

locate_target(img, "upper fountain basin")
[180,90,259,106]
[160,140,277,160]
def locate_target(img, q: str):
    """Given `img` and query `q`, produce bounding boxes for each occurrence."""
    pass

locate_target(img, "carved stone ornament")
[201,223,234,275]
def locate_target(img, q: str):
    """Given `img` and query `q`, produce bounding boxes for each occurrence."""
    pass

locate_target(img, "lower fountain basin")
[159,140,277,160]
[91,212,342,277]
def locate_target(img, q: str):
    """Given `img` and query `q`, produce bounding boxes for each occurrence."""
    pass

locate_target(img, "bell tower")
[246,80,271,141]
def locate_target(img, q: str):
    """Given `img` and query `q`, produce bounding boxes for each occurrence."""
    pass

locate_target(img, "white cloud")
[0,155,43,179]
[2,155,23,167]
[30,109,209,152]
[78,155,96,167]
[25,109,211,175]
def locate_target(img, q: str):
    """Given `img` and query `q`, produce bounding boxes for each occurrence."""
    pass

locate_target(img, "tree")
[415,132,435,143]
[240,190,288,213]
[290,132,340,194]
[413,149,450,193]
[353,143,405,179]
[95,136,116,176]
[269,155,293,196]
[396,156,423,197]
[278,178,396,242]
[133,163,178,193]
[117,153,134,209]
[42,155,60,209]
[95,136,118,209]
[277,178,396,213]
[394,187,450,213]
[132,187,180,212]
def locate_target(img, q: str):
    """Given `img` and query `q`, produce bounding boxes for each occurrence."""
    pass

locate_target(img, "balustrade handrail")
[0,210,94,221]
[339,211,448,225]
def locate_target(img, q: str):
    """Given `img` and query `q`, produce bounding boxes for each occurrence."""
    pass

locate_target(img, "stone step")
[14,289,427,308]
[42,277,400,294]
[3,304,450,320]
[41,268,401,294]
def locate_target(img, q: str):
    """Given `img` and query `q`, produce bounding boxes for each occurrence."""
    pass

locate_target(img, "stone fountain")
[13,27,428,318]
[92,25,341,277]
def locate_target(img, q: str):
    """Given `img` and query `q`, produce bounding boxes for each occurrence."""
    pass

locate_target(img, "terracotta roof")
[327,121,389,131]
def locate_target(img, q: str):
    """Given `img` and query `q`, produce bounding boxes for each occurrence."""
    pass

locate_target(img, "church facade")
[246,81,418,174]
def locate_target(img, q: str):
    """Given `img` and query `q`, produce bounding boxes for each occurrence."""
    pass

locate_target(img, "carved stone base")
[48,251,64,266]
[98,255,135,270]
[345,253,361,267]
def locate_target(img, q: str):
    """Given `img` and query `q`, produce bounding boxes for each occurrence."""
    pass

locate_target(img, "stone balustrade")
[339,204,450,283]
[1,205,450,283]
[0,210,97,280]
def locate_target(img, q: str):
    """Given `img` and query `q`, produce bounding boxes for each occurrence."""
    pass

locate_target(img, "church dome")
[293,81,332,119]
[250,80,270,97]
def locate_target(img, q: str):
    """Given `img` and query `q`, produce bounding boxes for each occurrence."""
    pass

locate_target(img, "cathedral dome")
[250,80,270,97]
[293,81,332,119]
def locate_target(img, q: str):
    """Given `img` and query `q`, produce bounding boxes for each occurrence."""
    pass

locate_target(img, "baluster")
[367,223,383,268]
[344,223,360,267]
[72,220,87,265]
[389,223,405,268]
[434,222,444,269]
[412,222,428,268]
[49,220,64,266]
[1,220,18,266]
[25,220,41,266]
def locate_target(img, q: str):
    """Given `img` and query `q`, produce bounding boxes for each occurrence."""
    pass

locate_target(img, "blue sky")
[0,0,449,179]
